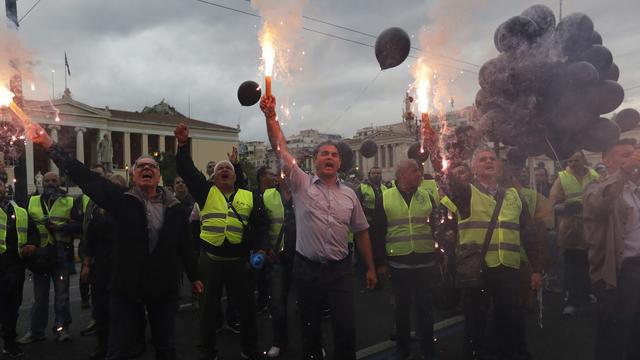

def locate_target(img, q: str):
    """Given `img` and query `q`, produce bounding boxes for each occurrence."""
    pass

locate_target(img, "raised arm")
[174,123,212,209]
[27,124,125,213]
[260,96,295,174]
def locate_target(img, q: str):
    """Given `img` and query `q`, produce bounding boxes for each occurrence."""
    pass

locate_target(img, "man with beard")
[19,172,81,344]
[27,125,203,360]
[0,179,39,358]
[550,151,599,316]
[357,166,387,272]
[259,95,377,360]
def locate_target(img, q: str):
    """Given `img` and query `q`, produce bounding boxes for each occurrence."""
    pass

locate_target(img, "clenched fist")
[174,123,189,146]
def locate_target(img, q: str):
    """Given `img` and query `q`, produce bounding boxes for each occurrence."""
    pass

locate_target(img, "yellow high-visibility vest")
[458,185,523,269]
[383,187,435,256]
[440,195,458,218]
[359,183,388,213]
[558,169,599,203]
[28,195,73,247]
[263,188,285,252]
[420,179,440,204]
[0,201,29,257]
[200,187,253,247]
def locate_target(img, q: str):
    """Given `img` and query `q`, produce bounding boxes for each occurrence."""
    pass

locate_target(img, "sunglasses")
[136,162,159,170]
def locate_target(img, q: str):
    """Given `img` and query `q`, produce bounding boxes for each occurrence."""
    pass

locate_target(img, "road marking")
[355,315,465,359]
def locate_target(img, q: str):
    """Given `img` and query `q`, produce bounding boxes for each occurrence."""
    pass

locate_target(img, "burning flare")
[261,30,275,97]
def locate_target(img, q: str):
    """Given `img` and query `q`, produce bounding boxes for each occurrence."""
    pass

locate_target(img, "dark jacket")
[48,144,199,302]
[176,145,269,258]
[0,200,40,274]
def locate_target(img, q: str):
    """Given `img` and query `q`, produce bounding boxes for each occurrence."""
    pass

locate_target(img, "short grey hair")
[471,145,495,166]
[213,160,235,175]
[395,159,418,180]
[133,155,158,170]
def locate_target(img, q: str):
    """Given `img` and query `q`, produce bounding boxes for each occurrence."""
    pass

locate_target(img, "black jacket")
[49,144,199,302]
[0,200,40,274]
[176,145,269,258]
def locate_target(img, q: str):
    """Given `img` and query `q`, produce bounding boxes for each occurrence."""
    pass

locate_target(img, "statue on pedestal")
[97,134,114,173]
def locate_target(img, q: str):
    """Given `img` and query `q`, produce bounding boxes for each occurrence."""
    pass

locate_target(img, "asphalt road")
[12,268,598,360]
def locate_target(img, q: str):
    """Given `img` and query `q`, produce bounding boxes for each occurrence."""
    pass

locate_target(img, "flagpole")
[64,52,67,89]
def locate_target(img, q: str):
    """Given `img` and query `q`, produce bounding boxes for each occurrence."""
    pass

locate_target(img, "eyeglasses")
[136,162,158,170]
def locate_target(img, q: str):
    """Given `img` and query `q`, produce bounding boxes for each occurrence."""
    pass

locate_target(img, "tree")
[156,152,177,187]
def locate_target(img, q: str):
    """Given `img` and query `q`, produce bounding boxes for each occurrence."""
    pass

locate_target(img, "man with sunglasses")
[27,125,203,360]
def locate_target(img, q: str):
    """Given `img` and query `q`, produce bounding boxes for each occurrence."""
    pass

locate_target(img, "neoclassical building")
[5,89,240,193]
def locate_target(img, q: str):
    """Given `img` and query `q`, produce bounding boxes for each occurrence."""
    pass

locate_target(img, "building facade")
[2,89,240,193]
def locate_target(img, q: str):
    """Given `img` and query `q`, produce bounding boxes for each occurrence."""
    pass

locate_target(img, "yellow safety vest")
[558,169,599,203]
[519,188,538,262]
[263,188,285,252]
[28,195,74,247]
[458,185,523,269]
[420,179,440,204]
[440,195,458,218]
[383,187,435,256]
[0,201,29,257]
[359,183,388,212]
[200,187,253,247]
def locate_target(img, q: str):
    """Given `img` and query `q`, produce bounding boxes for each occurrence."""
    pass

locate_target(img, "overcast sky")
[4,0,640,142]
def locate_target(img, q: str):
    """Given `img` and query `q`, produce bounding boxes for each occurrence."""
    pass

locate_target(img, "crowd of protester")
[1,97,639,360]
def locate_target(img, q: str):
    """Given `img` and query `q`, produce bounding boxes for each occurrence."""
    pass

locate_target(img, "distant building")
[346,93,474,181]
[2,88,240,193]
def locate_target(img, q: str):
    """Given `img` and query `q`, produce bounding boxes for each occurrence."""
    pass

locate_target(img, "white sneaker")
[588,294,598,303]
[267,346,281,358]
[56,329,71,342]
[562,305,577,316]
[16,332,45,345]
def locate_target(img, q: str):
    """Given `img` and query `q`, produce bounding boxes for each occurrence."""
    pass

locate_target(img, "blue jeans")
[29,242,72,336]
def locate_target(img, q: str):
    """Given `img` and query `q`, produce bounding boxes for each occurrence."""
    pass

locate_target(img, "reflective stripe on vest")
[263,188,285,252]
[383,187,435,256]
[558,169,599,203]
[27,195,73,247]
[200,187,253,247]
[0,202,29,257]
[458,185,522,269]
[420,179,440,204]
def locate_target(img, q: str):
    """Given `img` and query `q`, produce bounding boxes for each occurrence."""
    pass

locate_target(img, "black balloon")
[544,136,579,161]
[567,61,599,84]
[336,141,354,173]
[375,27,411,70]
[600,63,620,81]
[614,108,640,132]
[580,45,613,71]
[551,109,599,134]
[360,139,378,158]
[237,80,261,106]
[521,4,556,35]
[591,31,603,45]
[579,118,620,152]
[556,13,594,59]
[478,56,512,95]
[585,80,625,115]
[494,16,539,53]
[407,142,429,163]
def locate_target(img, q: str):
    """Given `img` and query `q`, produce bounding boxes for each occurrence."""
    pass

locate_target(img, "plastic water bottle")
[250,251,265,269]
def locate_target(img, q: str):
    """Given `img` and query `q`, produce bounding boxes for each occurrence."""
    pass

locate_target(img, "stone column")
[141,133,149,155]
[49,125,60,173]
[159,135,166,154]
[123,132,131,168]
[25,139,35,193]
[74,127,86,163]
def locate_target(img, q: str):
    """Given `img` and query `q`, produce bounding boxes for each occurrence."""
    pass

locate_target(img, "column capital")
[48,125,61,131]
[74,127,87,133]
